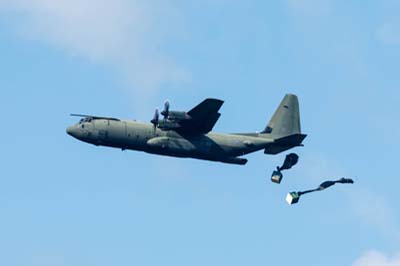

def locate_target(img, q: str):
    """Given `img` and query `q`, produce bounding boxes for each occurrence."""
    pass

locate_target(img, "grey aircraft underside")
[66,94,307,165]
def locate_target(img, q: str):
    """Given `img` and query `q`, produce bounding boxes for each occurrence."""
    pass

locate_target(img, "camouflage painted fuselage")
[67,119,273,165]
[67,94,307,165]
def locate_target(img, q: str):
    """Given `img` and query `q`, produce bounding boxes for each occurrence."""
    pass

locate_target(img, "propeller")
[161,100,170,120]
[150,108,159,132]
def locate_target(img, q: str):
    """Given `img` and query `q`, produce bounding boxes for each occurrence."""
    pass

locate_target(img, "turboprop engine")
[151,100,193,131]
[160,100,192,122]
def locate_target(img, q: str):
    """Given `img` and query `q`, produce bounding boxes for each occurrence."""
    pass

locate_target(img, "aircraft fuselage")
[67,119,273,165]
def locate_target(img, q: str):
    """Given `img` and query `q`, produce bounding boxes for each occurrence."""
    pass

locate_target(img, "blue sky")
[1,1,400,265]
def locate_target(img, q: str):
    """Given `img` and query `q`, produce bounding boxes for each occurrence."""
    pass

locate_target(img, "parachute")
[286,178,354,205]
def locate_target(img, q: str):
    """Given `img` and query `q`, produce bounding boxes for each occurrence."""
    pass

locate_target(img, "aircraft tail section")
[262,94,301,137]
[263,133,307,155]
[260,94,306,154]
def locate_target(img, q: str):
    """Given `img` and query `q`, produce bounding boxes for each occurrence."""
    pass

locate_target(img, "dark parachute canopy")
[279,153,299,171]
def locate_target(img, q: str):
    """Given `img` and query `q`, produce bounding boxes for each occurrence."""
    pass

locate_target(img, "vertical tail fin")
[262,94,301,138]
[260,94,306,154]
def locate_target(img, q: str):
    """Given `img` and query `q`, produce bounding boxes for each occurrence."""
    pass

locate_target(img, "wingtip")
[205,98,224,103]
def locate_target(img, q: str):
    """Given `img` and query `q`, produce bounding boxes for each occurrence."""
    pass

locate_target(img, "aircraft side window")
[81,124,85,129]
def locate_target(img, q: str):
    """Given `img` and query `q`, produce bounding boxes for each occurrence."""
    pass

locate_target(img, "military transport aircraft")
[66,94,307,165]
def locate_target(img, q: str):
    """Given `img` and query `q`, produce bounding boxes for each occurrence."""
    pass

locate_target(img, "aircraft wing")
[182,98,224,134]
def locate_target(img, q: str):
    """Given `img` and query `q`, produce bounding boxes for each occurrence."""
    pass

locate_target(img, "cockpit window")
[79,117,93,124]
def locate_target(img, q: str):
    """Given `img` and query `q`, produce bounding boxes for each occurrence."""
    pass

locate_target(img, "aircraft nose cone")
[66,126,75,136]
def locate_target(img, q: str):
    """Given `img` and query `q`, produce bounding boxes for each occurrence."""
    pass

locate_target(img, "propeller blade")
[70,114,120,121]
[151,108,159,124]
[165,100,170,112]
[70,114,92,118]
[161,100,170,119]
[151,108,159,133]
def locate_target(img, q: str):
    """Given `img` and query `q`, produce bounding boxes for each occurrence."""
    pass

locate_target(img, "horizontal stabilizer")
[264,134,307,155]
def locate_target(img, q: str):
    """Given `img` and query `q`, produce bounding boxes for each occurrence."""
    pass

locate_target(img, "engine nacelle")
[167,111,192,122]
[157,120,181,130]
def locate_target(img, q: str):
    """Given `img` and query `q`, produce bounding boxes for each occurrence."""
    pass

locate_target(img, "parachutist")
[286,178,355,205]
[271,153,299,184]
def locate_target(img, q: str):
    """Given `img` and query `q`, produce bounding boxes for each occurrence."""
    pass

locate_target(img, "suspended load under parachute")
[271,153,299,184]
[286,178,355,205]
